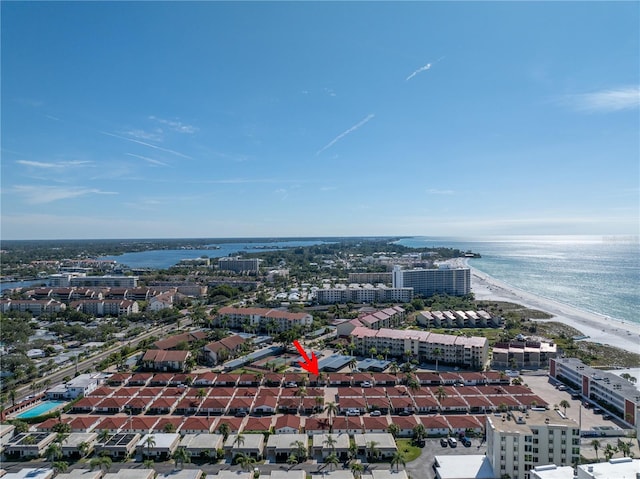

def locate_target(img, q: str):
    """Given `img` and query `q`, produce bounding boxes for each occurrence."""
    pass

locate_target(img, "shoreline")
[447,258,640,355]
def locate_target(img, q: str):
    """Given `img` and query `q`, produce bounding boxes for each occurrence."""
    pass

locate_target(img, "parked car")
[362,381,372,388]
[440,438,448,447]
[346,409,361,416]
[370,410,382,416]
[447,437,457,448]
[461,437,472,447]
[398,410,412,416]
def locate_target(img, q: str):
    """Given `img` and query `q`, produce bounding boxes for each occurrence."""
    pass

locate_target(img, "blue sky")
[2,1,638,240]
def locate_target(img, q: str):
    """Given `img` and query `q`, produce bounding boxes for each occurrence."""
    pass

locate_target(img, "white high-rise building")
[392,264,470,297]
[486,409,581,479]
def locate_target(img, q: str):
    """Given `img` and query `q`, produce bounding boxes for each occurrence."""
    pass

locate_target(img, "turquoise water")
[16,400,66,419]
[396,235,639,325]
[100,239,328,269]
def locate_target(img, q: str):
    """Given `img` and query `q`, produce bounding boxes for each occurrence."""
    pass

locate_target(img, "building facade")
[315,285,413,304]
[550,357,640,427]
[392,265,470,297]
[216,306,313,332]
[486,409,581,479]
[218,257,260,274]
[350,327,488,369]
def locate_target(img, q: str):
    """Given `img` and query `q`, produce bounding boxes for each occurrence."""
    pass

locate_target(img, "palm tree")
[325,452,340,471]
[78,441,90,458]
[559,399,571,415]
[617,439,632,457]
[433,348,442,372]
[235,452,256,471]
[290,440,308,462]
[382,347,390,361]
[286,453,298,468]
[323,434,337,453]
[45,442,63,466]
[164,423,176,433]
[389,361,399,376]
[196,388,207,403]
[233,433,245,448]
[98,429,111,445]
[591,439,601,461]
[435,385,447,403]
[218,423,231,441]
[387,424,400,438]
[89,456,112,472]
[143,434,156,459]
[412,424,427,444]
[369,347,377,359]
[325,402,338,433]
[314,396,324,413]
[348,357,358,371]
[391,451,406,472]
[52,461,69,474]
[172,446,191,470]
[604,443,618,461]
[350,462,364,479]
[367,441,380,461]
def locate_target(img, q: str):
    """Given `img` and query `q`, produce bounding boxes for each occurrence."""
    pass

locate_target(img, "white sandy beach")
[446,259,640,355]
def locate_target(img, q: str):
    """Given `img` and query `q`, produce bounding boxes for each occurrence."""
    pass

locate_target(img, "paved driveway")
[405,437,487,479]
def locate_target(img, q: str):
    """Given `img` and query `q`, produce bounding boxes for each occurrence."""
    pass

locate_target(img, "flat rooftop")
[434,454,495,479]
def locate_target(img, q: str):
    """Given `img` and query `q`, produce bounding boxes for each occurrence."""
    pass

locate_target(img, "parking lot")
[405,436,487,479]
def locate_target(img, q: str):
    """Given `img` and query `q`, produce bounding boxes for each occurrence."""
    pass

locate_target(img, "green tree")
[290,440,308,462]
[435,385,447,403]
[52,461,69,474]
[172,446,191,470]
[98,429,111,444]
[235,452,256,471]
[366,441,380,461]
[143,434,156,459]
[233,433,245,448]
[387,424,400,438]
[218,423,231,441]
[325,402,338,433]
[45,442,63,466]
[391,451,407,472]
[604,443,618,461]
[412,424,427,444]
[323,434,337,453]
[591,439,600,461]
[325,452,340,471]
[559,399,571,415]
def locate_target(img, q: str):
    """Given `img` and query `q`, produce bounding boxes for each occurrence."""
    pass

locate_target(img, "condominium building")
[417,309,501,328]
[350,327,488,369]
[492,341,559,369]
[392,264,470,297]
[315,284,413,304]
[486,409,581,479]
[550,357,640,427]
[216,306,313,332]
[218,257,260,274]
[347,272,393,284]
[69,275,138,288]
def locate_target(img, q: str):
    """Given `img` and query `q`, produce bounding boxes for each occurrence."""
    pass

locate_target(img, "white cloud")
[121,128,164,142]
[406,63,432,81]
[126,153,169,167]
[317,114,375,155]
[562,86,640,112]
[148,115,198,134]
[12,185,118,204]
[427,188,455,195]
[17,160,92,169]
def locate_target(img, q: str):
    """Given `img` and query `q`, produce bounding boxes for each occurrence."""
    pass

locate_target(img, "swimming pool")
[15,400,66,419]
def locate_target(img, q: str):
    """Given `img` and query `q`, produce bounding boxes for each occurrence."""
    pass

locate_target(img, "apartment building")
[69,299,139,317]
[315,284,413,304]
[550,357,640,427]
[68,275,138,288]
[347,272,393,284]
[486,409,581,479]
[350,327,488,369]
[417,309,501,328]
[216,306,313,332]
[218,257,260,274]
[392,264,470,297]
[0,299,66,316]
[492,341,559,369]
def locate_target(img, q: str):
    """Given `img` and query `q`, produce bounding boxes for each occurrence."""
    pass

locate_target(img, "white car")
[370,410,382,416]
[362,381,372,388]
[346,409,361,416]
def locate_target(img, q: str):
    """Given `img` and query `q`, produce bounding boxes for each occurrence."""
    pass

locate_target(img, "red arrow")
[292,340,319,376]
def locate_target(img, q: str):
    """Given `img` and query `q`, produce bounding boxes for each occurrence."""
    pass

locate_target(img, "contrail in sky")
[101,131,192,159]
[406,57,444,81]
[316,114,375,155]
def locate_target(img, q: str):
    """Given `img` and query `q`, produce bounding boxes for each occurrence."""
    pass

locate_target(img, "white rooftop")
[267,433,307,450]
[55,471,103,479]
[433,455,495,479]
[531,464,574,479]
[310,472,354,479]
[137,433,180,449]
[2,469,54,479]
[577,458,640,478]
[268,471,306,479]
[371,471,409,479]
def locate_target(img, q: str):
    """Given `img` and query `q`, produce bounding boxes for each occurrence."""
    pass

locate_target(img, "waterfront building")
[486,409,581,479]
[315,284,413,304]
[61,275,139,288]
[347,272,393,284]
[350,327,488,369]
[417,309,501,328]
[218,257,260,274]
[492,340,559,369]
[549,357,640,427]
[392,264,470,297]
[216,306,312,332]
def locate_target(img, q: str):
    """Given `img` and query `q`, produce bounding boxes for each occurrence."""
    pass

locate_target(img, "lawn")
[395,438,422,462]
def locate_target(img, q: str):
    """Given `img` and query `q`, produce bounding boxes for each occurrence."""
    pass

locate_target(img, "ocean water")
[396,236,640,325]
